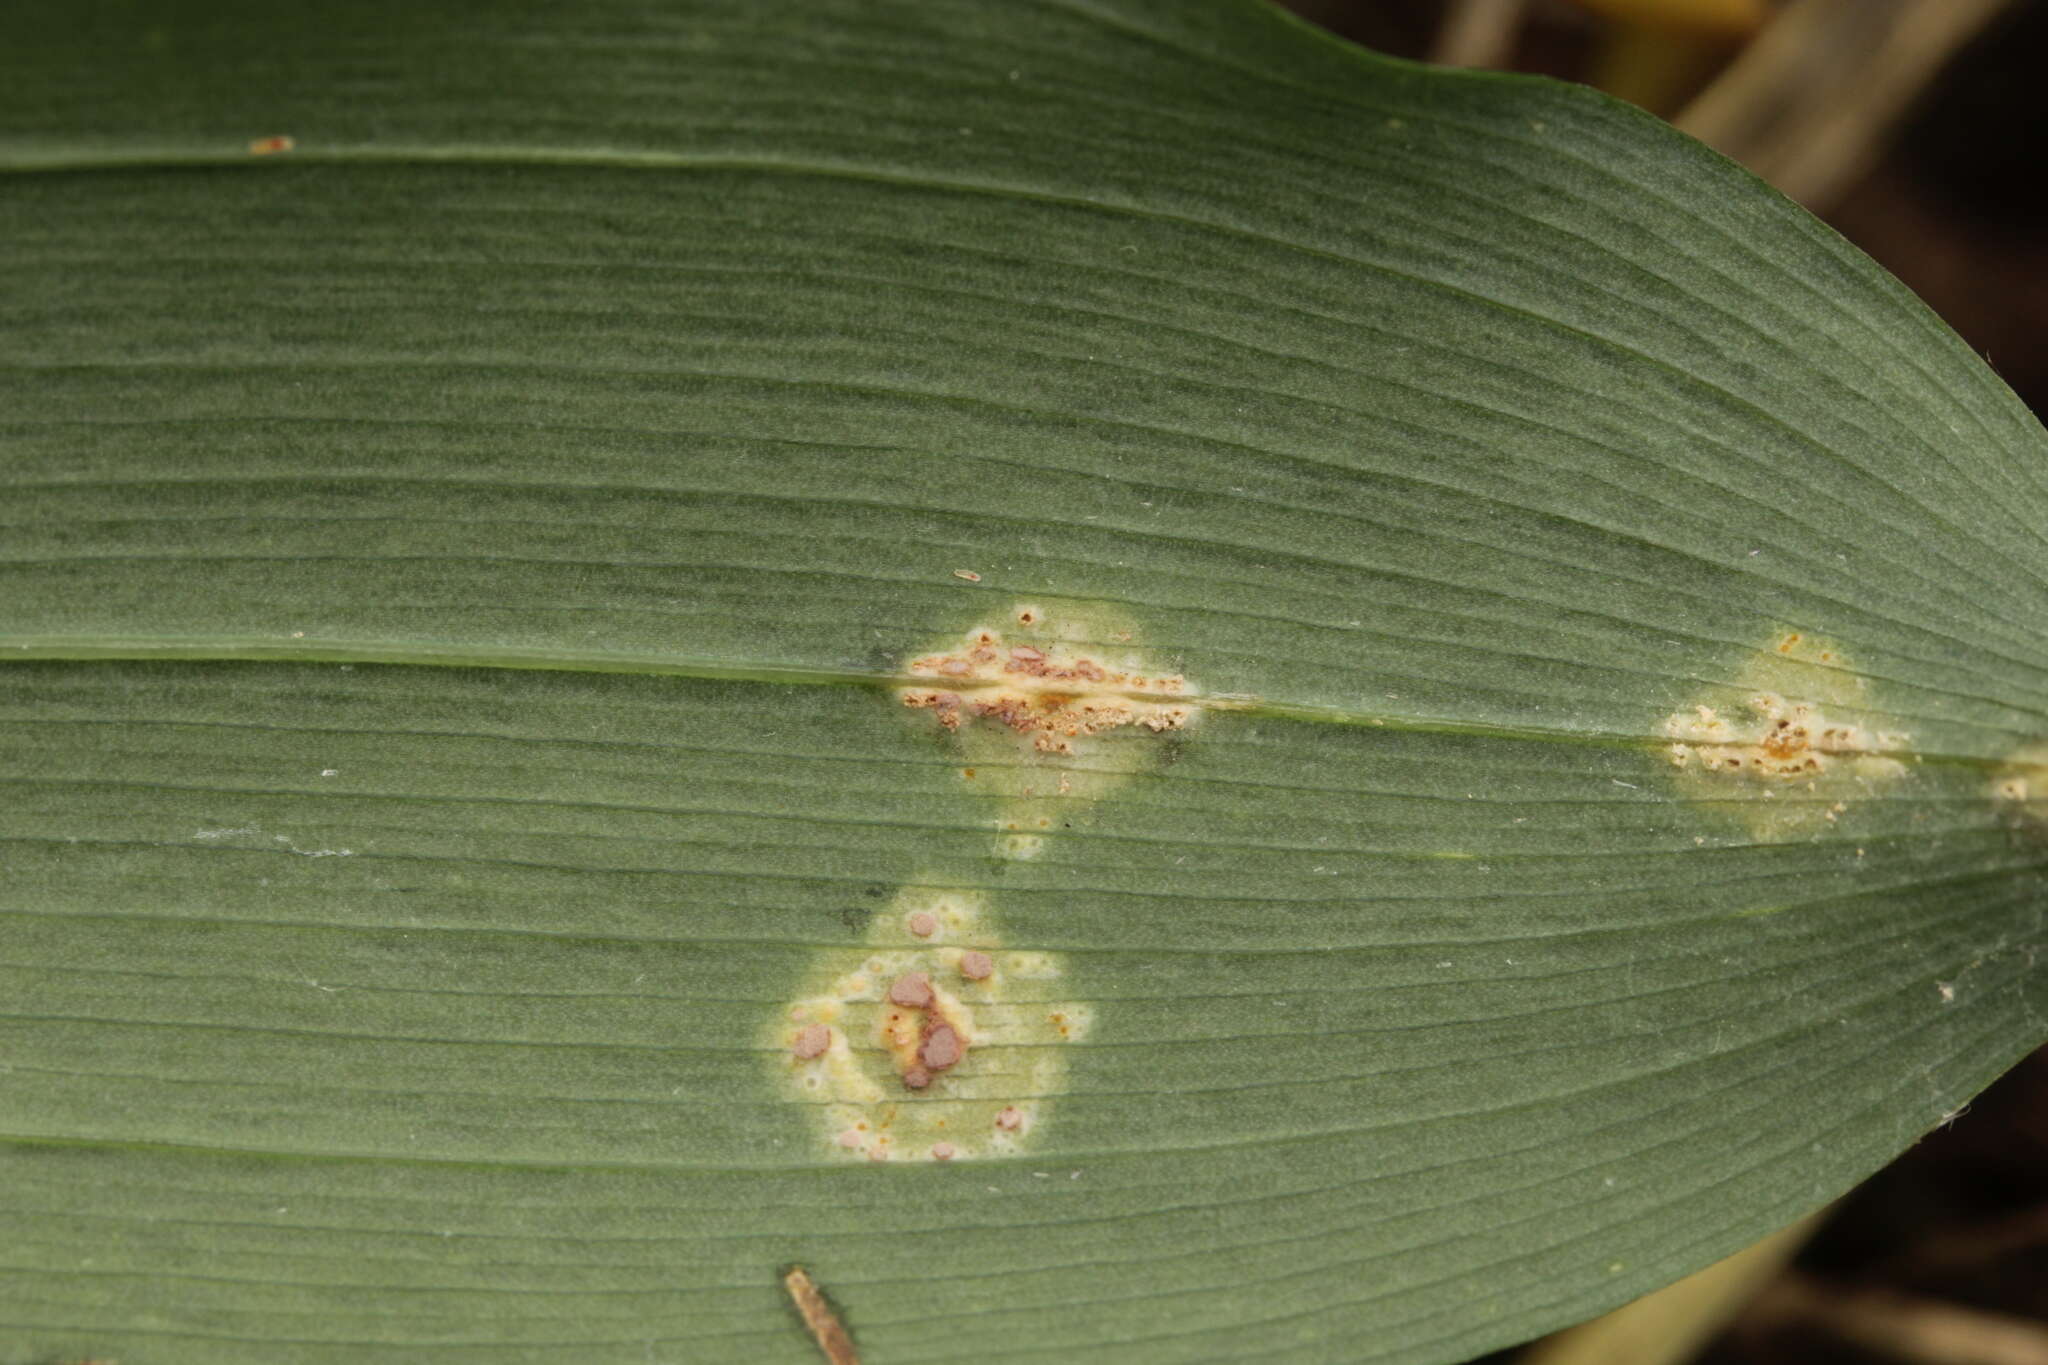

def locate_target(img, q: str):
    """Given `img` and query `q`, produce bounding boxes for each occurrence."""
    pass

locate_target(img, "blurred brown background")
[1274,3,2048,1362]
[1283,0,2048,422]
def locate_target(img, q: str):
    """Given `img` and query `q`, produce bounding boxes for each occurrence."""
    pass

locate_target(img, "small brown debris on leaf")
[792,1024,831,1060]
[920,1025,963,1070]
[778,1268,851,1358]
[958,950,994,981]
[887,972,933,1008]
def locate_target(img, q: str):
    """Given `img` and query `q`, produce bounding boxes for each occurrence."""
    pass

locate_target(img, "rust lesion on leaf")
[902,604,1200,862]
[899,612,1193,755]
[771,887,1088,1164]
[1664,693,1906,780]
[1659,630,1913,839]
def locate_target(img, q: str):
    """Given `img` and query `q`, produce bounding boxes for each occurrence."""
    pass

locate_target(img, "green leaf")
[4,2,2044,1362]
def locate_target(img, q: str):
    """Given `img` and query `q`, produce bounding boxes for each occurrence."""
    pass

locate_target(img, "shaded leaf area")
[4,1,2048,1362]
[2,661,2043,1363]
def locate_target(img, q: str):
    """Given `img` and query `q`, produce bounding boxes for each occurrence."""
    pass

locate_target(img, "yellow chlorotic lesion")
[1660,630,1913,839]
[770,604,1189,1162]
[771,887,1091,1164]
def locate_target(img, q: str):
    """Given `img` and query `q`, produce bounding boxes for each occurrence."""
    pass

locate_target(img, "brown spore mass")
[888,972,934,1008]
[958,950,994,981]
[792,1024,831,1060]
[920,1025,964,1070]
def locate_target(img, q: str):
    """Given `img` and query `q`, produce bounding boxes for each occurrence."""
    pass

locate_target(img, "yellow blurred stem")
[1568,0,1766,115]
[1589,18,1748,115]
[1516,1211,1826,1365]
[1567,0,1767,38]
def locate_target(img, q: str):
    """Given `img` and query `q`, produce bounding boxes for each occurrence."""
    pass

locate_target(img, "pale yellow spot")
[1991,743,2048,833]
[997,833,1044,860]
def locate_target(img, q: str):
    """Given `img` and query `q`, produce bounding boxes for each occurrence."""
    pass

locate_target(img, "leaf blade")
[4,2,2047,1362]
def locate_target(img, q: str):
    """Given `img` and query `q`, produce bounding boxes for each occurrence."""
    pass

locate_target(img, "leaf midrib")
[2,637,2021,770]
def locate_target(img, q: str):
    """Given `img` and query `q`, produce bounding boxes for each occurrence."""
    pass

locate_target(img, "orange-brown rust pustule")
[901,625,1193,754]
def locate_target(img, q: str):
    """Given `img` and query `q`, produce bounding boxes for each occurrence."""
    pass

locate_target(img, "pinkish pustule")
[920,1025,963,1071]
[888,972,934,1008]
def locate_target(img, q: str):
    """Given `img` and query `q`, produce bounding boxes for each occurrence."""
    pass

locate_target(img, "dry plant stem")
[1516,1211,1824,1365]
[1749,1274,2048,1365]
[1430,0,1528,67]
[1676,0,2018,211]
[1876,1200,2048,1280]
